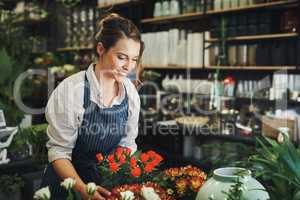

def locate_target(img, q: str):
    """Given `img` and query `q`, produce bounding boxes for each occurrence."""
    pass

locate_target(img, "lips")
[114,69,128,76]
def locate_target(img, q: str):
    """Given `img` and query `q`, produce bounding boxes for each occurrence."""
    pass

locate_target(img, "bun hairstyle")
[94,13,144,64]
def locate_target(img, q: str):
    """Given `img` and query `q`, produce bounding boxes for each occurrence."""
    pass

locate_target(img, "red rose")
[108,154,115,163]
[119,155,126,165]
[116,147,123,159]
[140,153,150,164]
[96,153,104,163]
[147,150,157,157]
[124,147,132,155]
[131,166,142,177]
[130,157,137,167]
[144,163,155,173]
[109,162,120,173]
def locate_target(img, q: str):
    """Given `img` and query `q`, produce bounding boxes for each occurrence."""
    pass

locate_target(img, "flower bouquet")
[96,147,164,189]
[160,165,207,200]
[108,182,175,200]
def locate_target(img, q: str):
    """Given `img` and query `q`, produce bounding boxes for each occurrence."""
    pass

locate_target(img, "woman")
[41,13,144,200]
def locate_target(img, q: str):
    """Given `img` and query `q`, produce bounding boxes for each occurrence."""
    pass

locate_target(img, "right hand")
[79,185,111,200]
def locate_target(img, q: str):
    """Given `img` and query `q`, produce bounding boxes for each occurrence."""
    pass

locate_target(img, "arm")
[46,82,110,199]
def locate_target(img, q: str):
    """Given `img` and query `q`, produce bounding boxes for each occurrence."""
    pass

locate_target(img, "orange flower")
[144,163,155,173]
[96,153,104,163]
[175,179,188,196]
[140,153,150,164]
[108,154,115,163]
[109,161,120,173]
[131,166,142,177]
[190,177,204,192]
[130,157,137,167]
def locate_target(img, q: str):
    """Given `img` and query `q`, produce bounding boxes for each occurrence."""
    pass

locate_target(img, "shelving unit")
[97,0,141,9]
[204,66,298,70]
[206,0,299,15]
[141,12,205,24]
[143,64,203,69]
[206,33,298,42]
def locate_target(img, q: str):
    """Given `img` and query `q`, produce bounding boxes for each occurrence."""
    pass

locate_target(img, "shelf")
[97,0,141,9]
[56,47,93,52]
[205,66,298,71]
[143,64,203,69]
[206,0,299,15]
[141,12,205,24]
[206,33,298,42]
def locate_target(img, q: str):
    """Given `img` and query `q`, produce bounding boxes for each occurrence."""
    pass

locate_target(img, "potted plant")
[0,174,24,200]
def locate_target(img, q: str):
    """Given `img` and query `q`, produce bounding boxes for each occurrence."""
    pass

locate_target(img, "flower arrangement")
[96,147,163,189]
[108,182,175,200]
[161,165,207,199]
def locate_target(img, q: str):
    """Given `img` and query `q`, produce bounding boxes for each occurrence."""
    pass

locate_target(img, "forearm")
[52,159,86,193]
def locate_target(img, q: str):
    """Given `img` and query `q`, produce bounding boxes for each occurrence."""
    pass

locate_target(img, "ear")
[97,42,105,57]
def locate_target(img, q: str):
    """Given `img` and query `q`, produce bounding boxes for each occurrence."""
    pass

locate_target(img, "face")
[97,38,141,82]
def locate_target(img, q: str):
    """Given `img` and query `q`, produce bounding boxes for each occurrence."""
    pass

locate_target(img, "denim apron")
[40,73,129,199]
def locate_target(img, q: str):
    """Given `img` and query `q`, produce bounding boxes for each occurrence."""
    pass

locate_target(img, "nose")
[123,60,135,71]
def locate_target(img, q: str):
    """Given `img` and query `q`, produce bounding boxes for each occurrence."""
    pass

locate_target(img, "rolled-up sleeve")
[45,82,78,163]
[118,80,140,153]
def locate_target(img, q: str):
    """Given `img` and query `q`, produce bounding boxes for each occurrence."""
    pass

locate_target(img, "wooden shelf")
[141,12,205,24]
[97,0,141,9]
[143,65,203,69]
[206,0,299,15]
[56,47,93,52]
[206,33,298,42]
[205,66,298,70]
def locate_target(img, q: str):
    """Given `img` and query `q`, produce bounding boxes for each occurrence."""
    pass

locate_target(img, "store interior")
[0,0,299,199]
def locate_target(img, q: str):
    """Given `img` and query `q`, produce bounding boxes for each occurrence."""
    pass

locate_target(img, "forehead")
[109,38,140,57]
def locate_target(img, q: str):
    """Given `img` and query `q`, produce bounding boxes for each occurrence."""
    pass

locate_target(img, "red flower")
[96,153,104,163]
[140,153,150,164]
[147,150,157,157]
[152,154,163,166]
[109,162,120,173]
[116,147,123,159]
[124,147,132,155]
[131,166,142,177]
[108,154,115,163]
[119,155,126,165]
[130,157,137,167]
[144,163,155,173]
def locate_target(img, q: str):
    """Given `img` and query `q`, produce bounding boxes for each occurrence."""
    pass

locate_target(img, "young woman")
[41,13,144,200]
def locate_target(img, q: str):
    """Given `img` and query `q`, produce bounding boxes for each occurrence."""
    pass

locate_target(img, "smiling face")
[97,37,141,83]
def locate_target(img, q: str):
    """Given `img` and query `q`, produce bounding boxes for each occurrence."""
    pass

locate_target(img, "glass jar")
[154,1,162,17]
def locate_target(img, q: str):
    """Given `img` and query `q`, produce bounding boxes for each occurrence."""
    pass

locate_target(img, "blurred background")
[0,0,299,199]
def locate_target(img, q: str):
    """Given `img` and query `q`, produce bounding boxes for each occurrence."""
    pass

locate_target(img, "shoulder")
[51,71,85,97]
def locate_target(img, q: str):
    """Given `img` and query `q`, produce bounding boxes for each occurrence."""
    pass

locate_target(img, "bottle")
[170,0,180,15]
[162,0,170,16]
[154,1,162,17]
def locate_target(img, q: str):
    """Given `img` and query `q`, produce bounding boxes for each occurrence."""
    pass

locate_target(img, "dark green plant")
[246,136,300,200]
[0,9,35,125]
[0,174,24,194]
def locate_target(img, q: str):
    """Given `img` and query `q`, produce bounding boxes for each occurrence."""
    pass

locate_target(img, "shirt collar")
[86,63,125,106]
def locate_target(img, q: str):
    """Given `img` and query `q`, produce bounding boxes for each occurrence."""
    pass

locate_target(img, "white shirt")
[45,63,140,163]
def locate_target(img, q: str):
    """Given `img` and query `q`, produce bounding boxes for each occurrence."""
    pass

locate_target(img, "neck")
[94,63,117,89]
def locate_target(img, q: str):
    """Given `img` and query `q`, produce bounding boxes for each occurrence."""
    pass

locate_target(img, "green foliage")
[222,177,245,200]
[0,174,24,194]
[247,136,300,200]
[9,124,48,164]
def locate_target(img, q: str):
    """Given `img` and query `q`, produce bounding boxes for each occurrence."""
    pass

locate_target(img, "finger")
[97,186,111,197]
[93,191,105,200]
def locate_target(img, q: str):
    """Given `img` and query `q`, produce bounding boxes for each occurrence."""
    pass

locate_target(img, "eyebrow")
[117,52,139,59]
